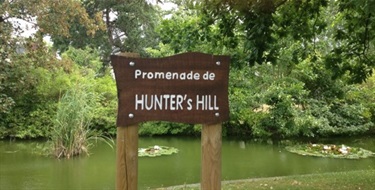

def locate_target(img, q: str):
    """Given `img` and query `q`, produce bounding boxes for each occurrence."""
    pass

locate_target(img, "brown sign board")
[111,52,230,126]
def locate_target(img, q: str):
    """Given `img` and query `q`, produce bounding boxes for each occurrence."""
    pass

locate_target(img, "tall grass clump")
[50,83,97,159]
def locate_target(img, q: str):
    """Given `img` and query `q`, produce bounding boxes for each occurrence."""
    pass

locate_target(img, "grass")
[158,169,375,190]
[50,83,99,159]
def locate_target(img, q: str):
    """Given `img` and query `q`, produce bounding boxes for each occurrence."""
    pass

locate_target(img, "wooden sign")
[111,52,230,126]
[113,52,229,190]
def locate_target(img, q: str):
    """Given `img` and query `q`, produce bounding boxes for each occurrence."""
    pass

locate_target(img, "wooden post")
[201,124,222,190]
[116,52,140,190]
[116,125,138,190]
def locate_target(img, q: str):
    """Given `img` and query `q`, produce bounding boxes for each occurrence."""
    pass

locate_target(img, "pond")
[1,136,374,189]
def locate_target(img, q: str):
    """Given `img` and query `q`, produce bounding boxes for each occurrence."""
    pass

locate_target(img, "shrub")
[90,74,117,136]
[250,77,308,139]
[139,121,199,136]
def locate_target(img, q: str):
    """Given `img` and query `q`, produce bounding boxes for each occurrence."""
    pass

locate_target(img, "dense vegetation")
[1,0,375,142]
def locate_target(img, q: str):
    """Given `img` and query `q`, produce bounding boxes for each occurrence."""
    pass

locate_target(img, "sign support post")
[201,124,222,190]
[116,53,140,190]
[116,124,138,190]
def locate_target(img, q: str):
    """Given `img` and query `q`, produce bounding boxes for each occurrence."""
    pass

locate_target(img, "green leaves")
[328,0,375,83]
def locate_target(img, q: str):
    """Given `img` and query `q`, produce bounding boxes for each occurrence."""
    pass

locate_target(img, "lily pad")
[138,145,179,157]
[286,144,375,159]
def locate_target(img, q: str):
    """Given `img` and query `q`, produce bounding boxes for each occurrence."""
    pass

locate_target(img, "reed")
[50,83,97,159]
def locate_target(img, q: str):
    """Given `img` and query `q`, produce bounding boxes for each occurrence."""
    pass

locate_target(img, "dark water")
[0,136,374,189]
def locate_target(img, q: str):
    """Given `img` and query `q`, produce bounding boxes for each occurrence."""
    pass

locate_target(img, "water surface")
[0,136,374,189]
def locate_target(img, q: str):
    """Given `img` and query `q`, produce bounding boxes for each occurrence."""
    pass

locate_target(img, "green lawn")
[158,169,375,190]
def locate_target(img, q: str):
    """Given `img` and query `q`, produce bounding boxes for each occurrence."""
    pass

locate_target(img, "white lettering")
[203,71,215,80]
[154,95,162,110]
[135,94,218,111]
[176,95,185,110]
[194,73,200,80]
[166,72,172,79]
[163,94,170,109]
[187,99,193,110]
[147,72,153,79]
[180,72,186,80]
[196,95,205,110]
[135,94,144,110]
[172,72,178,79]
[195,95,219,110]
[187,72,193,80]
[145,95,153,110]
[214,95,219,110]
[133,70,203,80]
[170,94,176,110]
[154,72,164,79]
[135,70,142,79]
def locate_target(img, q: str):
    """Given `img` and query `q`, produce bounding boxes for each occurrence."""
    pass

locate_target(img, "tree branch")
[363,13,371,55]
[105,8,114,47]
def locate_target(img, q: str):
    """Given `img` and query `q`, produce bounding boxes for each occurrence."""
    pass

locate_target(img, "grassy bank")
[158,169,375,190]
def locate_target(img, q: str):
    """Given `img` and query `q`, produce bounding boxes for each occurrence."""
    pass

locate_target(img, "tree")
[0,0,104,138]
[0,37,73,138]
[0,0,104,37]
[326,0,375,83]
[52,0,160,66]
[182,0,375,138]
[152,1,248,67]
[202,0,375,83]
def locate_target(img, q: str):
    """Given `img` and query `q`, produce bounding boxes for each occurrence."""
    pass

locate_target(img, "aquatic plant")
[286,143,375,159]
[138,145,178,157]
[50,83,106,159]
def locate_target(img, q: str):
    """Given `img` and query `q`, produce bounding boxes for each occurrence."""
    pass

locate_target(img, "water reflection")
[0,137,374,189]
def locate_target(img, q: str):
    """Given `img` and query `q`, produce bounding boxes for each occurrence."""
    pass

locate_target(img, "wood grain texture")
[116,52,140,190]
[201,124,222,190]
[116,125,138,190]
[111,52,230,126]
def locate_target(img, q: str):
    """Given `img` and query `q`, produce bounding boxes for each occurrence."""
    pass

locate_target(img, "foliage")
[90,74,117,136]
[1,0,375,140]
[0,0,105,139]
[347,72,375,132]
[154,2,248,68]
[149,1,375,138]
[0,41,118,139]
[139,121,199,136]
[0,37,73,139]
[0,22,15,114]
[200,0,328,67]
[61,46,118,137]
[62,46,102,74]
[223,59,374,138]
[52,0,160,66]
[50,83,96,159]
[226,68,254,136]
[327,0,375,83]
[235,72,310,139]
[307,99,373,137]
[1,0,104,38]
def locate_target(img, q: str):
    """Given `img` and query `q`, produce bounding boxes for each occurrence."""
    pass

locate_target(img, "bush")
[251,78,308,139]
[139,121,199,136]
[90,74,117,136]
